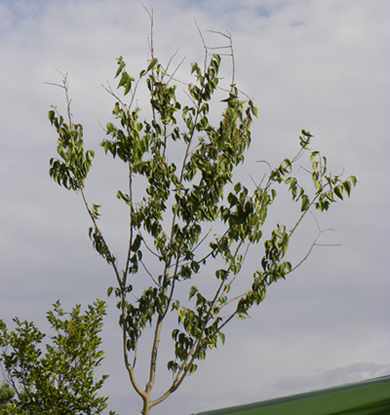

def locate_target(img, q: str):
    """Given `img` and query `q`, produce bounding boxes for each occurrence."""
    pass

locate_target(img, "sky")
[0,0,389,414]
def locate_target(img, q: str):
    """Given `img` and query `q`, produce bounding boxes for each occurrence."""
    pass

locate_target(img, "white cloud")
[255,362,390,401]
[0,1,389,414]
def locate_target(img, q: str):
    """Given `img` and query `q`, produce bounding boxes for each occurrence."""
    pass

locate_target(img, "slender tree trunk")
[142,396,151,415]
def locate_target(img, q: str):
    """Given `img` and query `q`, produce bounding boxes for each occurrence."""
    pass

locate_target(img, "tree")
[0,300,113,415]
[45,18,355,415]
[0,381,15,412]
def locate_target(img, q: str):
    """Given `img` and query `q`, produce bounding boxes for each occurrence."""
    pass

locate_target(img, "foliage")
[46,26,356,415]
[0,381,15,412]
[0,300,114,415]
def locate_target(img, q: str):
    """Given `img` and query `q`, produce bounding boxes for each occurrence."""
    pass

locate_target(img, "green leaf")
[310,151,319,162]
[334,185,343,200]
[250,101,258,117]
[147,58,158,72]
[343,180,351,196]
[218,331,225,345]
[117,190,130,204]
[117,71,135,95]
[115,56,126,78]
[300,194,310,211]
[189,286,197,300]
[131,234,142,252]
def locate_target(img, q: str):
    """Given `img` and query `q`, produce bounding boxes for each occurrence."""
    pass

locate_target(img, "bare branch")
[44,70,73,125]
[165,56,186,84]
[287,212,340,275]
[139,231,160,258]
[132,328,142,369]
[126,362,146,400]
[194,19,208,73]
[142,5,154,59]
[286,230,326,275]
[256,159,273,174]
[191,226,213,254]
[208,29,235,85]
[299,164,312,174]
[165,48,180,73]
[140,259,160,286]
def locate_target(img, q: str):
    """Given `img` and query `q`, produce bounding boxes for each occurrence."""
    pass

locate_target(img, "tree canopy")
[1,20,356,415]
[0,300,113,415]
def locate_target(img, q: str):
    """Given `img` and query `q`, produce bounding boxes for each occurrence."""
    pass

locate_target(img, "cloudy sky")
[1,0,389,414]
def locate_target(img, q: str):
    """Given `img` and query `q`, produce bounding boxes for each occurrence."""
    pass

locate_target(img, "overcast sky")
[1,0,389,414]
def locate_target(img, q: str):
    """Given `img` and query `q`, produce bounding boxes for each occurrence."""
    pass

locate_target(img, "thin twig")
[44,70,73,125]
[142,5,154,59]
[139,231,160,258]
[166,56,186,84]
[287,227,339,275]
[140,259,160,286]
[191,227,213,254]
[194,19,208,73]
[256,159,273,174]
[208,29,235,85]
[165,48,180,73]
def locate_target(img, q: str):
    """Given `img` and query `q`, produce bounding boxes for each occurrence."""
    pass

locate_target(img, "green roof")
[191,375,390,415]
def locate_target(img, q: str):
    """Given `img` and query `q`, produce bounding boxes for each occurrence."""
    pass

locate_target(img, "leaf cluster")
[48,108,94,191]
[0,301,115,415]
